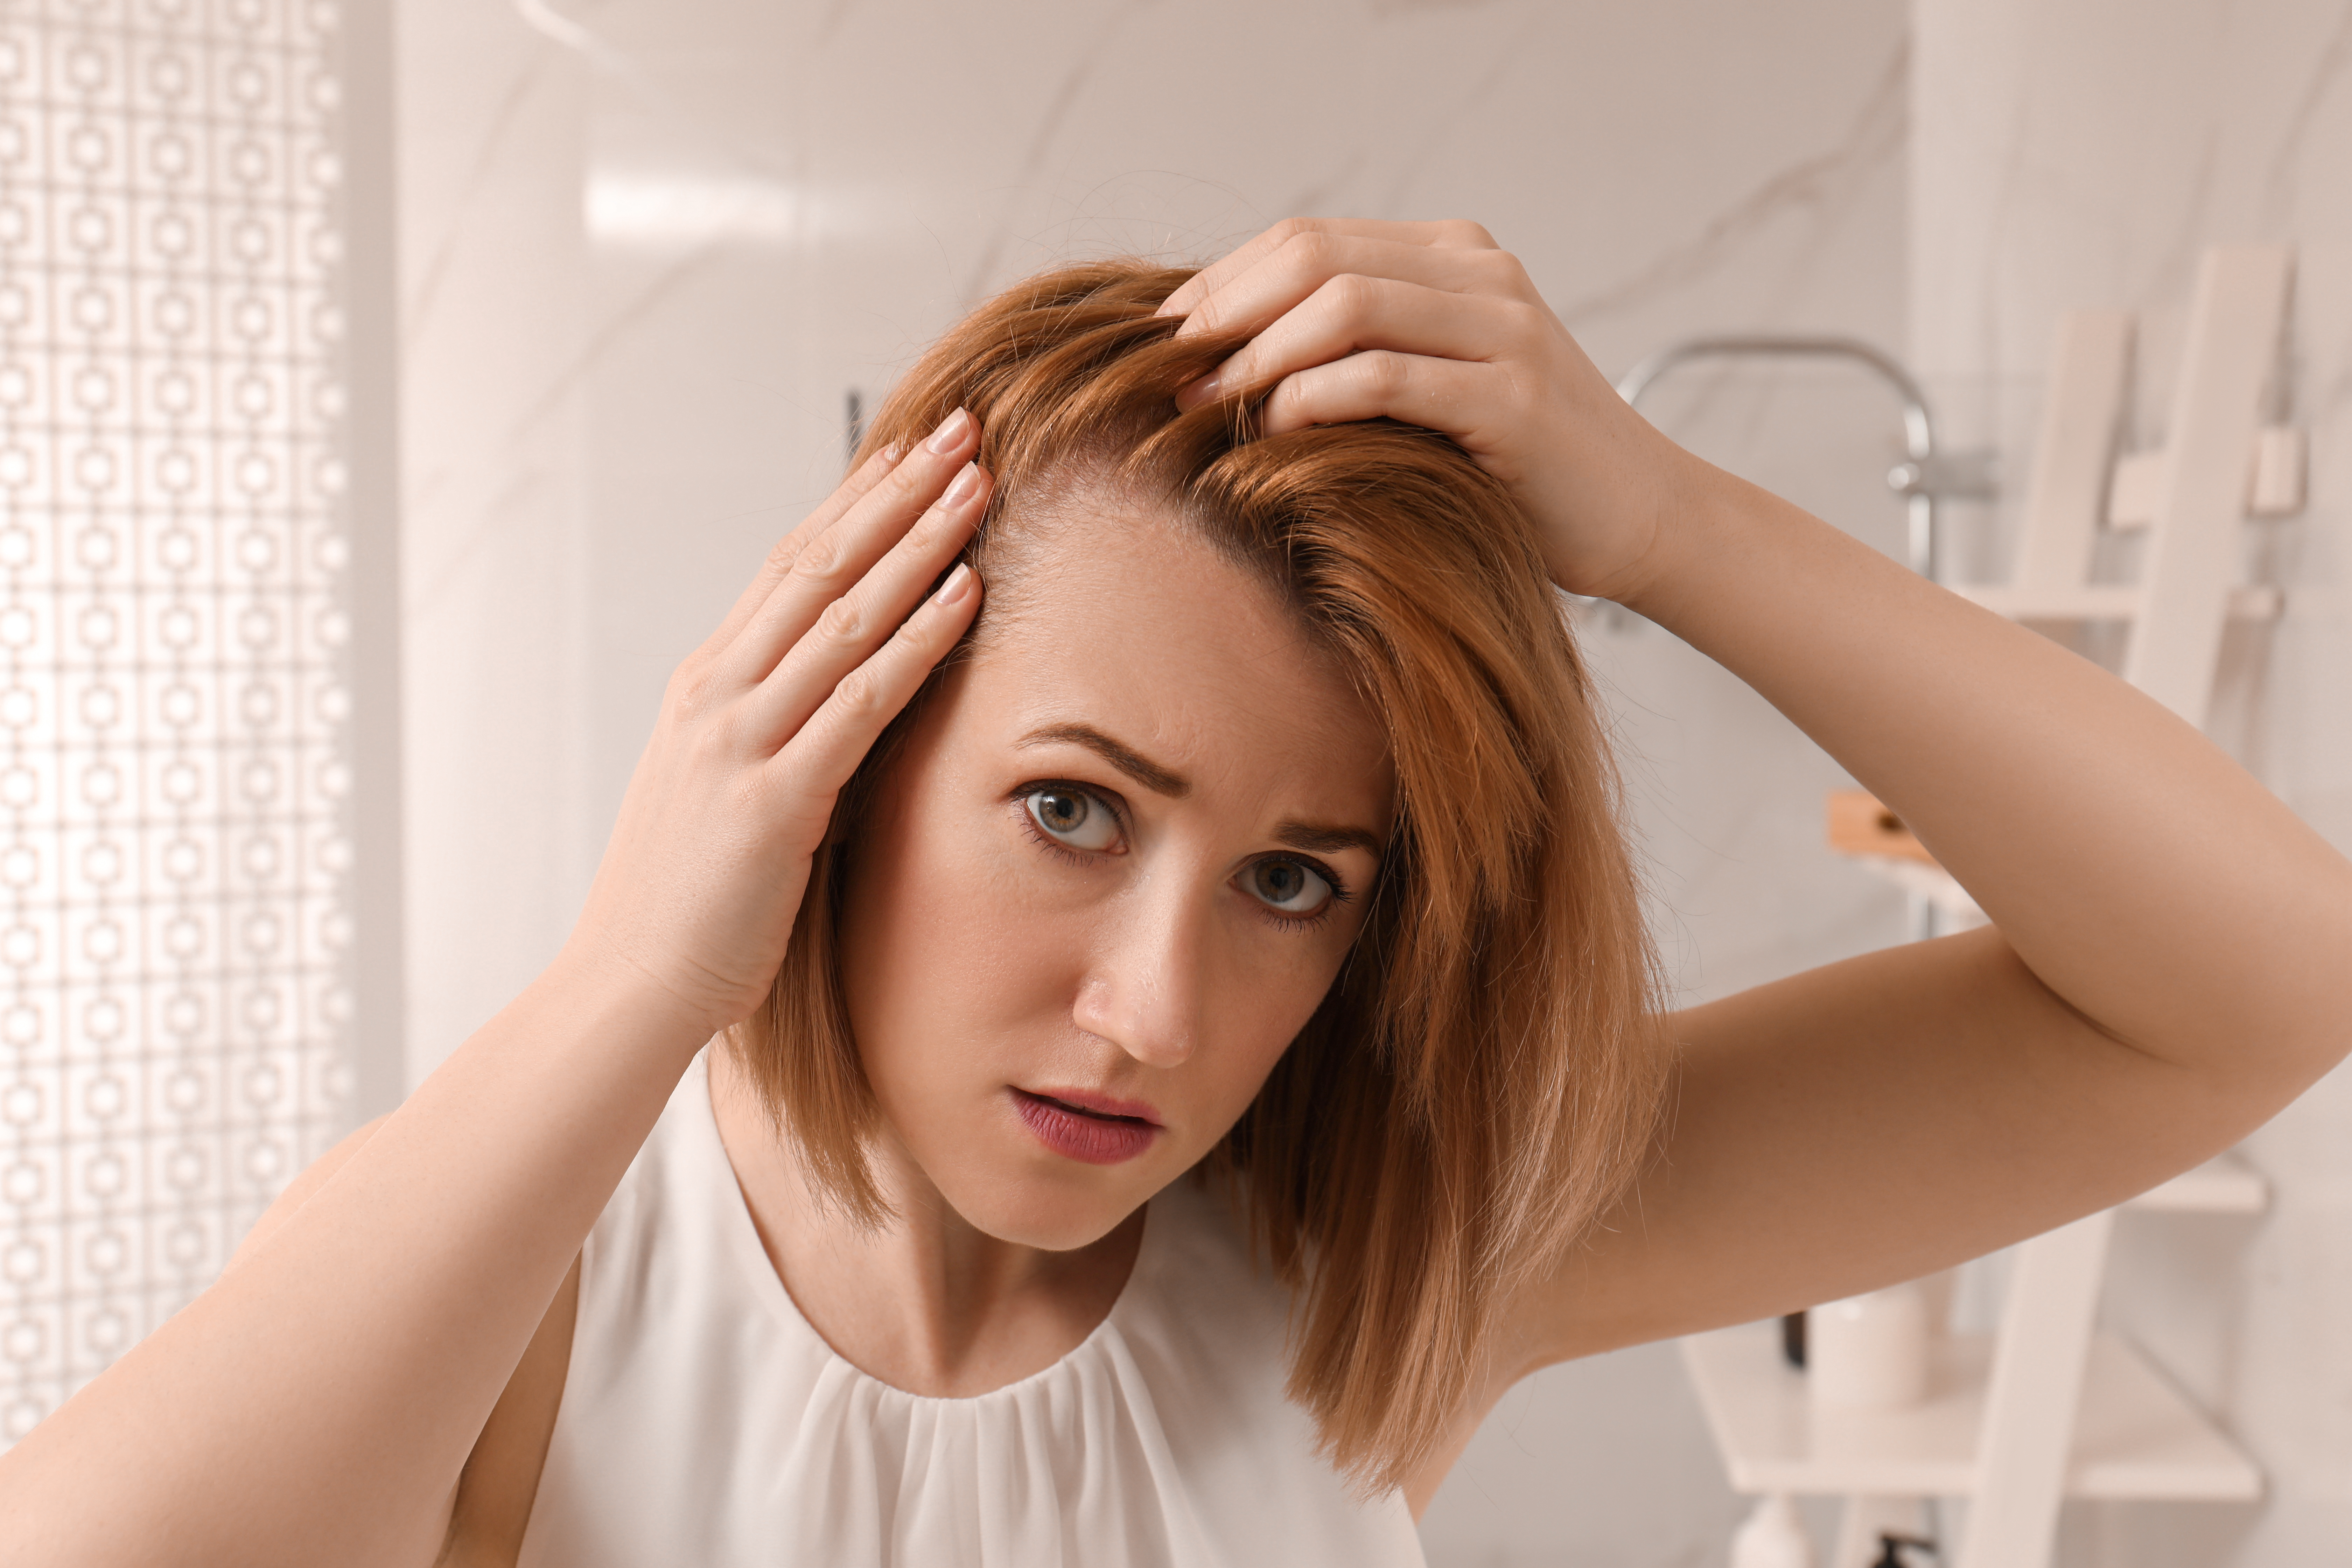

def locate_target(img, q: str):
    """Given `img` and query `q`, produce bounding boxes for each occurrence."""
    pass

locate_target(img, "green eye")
[1247,858,1333,916]
[1025,788,1120,852]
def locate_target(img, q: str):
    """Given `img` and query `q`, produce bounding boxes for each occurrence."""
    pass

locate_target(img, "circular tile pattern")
[0,0,357,1435]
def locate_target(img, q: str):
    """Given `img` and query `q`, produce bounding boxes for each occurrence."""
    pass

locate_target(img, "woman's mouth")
[1010,1087,1162,1165]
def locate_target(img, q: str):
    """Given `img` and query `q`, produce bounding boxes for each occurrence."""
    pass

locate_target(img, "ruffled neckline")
[688,1054,1158,1407]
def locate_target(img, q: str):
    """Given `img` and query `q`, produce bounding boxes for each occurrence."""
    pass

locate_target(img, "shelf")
[1680,1324,2261,1502]
[1847,853,1983,919]
[2124,1150,2268,1213]
[2103,430,2308,527]
[1949,584,2283,622]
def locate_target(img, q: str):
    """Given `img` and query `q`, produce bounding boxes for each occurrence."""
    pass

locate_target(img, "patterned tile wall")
[0,0,352,1439]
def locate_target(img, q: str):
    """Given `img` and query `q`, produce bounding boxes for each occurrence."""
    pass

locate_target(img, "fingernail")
[1176,373,1220,410]
[943,461,985,507]
[934,563,974,606]
[924,407,974,454]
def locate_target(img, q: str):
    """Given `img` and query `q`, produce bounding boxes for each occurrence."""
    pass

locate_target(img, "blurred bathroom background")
[4,0,2347,1562]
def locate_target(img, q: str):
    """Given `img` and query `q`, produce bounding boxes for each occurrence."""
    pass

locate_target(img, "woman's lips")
[1010,1087,1162,1165]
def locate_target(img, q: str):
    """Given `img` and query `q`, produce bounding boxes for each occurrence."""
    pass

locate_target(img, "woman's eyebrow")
[1276,821,1384,862]
[1015,725,1381,856]
[1017,723,1191,798]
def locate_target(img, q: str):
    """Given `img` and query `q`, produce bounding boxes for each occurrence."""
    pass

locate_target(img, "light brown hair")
[730,260,1667,1492]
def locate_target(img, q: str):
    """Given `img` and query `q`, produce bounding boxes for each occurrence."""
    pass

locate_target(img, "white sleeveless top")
[516,1052,1427,1567]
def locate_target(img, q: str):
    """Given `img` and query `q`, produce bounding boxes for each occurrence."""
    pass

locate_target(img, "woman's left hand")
[1158,218,1694,604]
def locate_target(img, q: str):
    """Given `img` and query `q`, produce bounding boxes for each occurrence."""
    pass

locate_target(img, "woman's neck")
[707,1047,1145,1398]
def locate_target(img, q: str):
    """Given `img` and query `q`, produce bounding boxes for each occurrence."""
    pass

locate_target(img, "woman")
[4,220,2346,1566]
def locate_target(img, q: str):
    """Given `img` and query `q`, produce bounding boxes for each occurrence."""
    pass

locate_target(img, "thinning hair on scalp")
[727,260,1669,1493]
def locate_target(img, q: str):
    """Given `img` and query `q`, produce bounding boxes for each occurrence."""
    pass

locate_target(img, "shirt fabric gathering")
[514,1051,1428,1566]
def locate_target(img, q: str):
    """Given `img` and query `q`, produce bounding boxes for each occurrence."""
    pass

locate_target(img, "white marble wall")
[394,1,1914,1561]
[1912,2,2352,1563]
[566,0,1924,1016]
[396,0,596,1086]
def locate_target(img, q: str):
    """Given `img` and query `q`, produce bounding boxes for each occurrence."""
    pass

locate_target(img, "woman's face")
[839,495,1395,1252]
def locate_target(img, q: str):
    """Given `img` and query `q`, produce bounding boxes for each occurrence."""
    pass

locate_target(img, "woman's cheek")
[1194,946,1346,1116]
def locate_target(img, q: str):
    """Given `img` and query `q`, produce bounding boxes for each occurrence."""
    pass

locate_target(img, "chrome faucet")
[1615,335,1995,584]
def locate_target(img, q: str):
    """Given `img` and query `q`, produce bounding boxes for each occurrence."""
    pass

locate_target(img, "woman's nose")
[1070,895,1207,1069]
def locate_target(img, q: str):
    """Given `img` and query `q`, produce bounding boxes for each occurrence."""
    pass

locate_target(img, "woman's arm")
[218,1116,583,1568]
[1163,218,2352,1364]
[0,417,993,1568]
[1523,466,2351,1356]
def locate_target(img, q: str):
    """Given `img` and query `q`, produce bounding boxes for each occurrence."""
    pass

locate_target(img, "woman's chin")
[939,1162,1160,1254]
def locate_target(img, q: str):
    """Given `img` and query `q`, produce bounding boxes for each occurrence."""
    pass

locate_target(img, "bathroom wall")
[391,0,1904,1561]
[1911,2,2352,1563]
[396,0,595,1098]
[394,0,2352,1563]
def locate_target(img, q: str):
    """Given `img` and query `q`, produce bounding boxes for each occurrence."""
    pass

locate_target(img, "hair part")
[728,260,1669,1494]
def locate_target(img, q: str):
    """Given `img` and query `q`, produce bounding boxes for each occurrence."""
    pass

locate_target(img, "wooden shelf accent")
[1827,790,1938,866]
[1680,1323,2261,1503]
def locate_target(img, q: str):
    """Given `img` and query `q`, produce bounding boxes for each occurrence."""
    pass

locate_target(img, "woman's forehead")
[956,504,1394,806]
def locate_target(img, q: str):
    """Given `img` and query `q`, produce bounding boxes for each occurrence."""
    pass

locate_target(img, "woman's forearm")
[1624,459,2352,1096]
[0,406,986,1568]
[0,950,711,1568]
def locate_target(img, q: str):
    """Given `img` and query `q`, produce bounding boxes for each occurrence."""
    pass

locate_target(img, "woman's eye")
[1245,857,1334,917]
[1024,788,1121,852]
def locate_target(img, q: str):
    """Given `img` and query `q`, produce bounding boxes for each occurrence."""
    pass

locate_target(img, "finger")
[1172,233,1528,346]
[1257,351,1502,447]
[1160,218,1497,318]
[746,462,993,746]
[1158,217,1498,320]
[788,437,906,560]
[701,440,903,659]
[1177,275,1522,411]
[771,563,984,801]
[710,408,981,688]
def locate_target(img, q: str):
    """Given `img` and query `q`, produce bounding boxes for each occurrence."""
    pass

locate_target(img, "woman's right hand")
[566,408,990,1037]
[0,423,995,1568]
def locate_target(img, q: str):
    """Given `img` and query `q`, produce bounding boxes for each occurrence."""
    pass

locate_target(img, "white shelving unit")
[1683,1330,2258,1505]
[1682,1154,2268,1503]
[1684,246,2301,1568]
[2126,1151,2268,1215]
